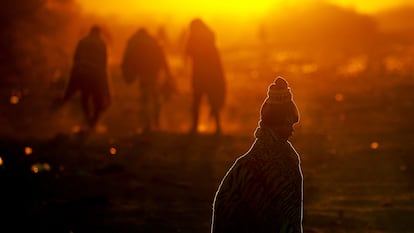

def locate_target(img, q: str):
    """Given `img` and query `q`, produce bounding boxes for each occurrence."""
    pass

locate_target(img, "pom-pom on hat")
[265,76,292,105]
[260,76,299,128]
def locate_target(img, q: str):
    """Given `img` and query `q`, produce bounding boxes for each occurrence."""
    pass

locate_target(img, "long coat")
[186,23,226,112]
[65,33,110,108]
[212,127,303,233]
[121,30,169,87]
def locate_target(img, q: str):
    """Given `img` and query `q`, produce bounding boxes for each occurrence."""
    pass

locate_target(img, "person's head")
[89,25,101,36]
[136,27,148,36]
[259,77,299,140]
[190,18,210,34]
[133,28,152,42]
[190,18,203,29]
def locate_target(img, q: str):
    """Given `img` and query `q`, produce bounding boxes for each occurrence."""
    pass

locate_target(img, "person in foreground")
[211,77,303,233]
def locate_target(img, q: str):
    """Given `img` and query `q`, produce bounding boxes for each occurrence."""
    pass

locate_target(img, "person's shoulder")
[148,35,161,48]
[98,37,107,47]
[286,141,301,162]
[77,36,89,45]
[79,35,98,44]
[233,148,261,170]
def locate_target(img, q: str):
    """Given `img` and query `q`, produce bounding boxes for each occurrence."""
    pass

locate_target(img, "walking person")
[211,77,303,233]
[121,28,174,133]
[59,25,111,130]
[185,18,226,135]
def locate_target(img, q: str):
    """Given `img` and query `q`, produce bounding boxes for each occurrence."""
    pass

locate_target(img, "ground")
[1,66,414,232]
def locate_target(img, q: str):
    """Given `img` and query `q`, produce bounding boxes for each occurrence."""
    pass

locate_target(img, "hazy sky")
[331,0,413,12]
[78,0,414,19]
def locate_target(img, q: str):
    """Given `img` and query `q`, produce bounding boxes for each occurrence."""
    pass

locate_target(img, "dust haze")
[1,0,413,138]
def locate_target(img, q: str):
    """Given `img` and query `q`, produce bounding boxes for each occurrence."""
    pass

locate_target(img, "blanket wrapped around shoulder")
[212,127,303,233]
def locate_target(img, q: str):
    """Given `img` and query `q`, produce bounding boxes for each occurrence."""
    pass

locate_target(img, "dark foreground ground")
[1,73,414,233]
[1,129,414,233]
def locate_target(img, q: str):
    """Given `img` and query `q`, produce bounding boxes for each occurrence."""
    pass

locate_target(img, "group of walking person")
[58,18,226,135]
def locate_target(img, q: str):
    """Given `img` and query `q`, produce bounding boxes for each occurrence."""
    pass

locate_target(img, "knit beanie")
[260,76,299,128]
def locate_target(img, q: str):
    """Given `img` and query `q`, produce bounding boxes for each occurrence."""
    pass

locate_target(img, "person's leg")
[191,91,202,133]
[90,92,105,129]
[62,84,78,103]
[212,108,222,135]
[153,89,161,131]
[51,76,79,110]
[81,91,92,127]
[140,83,152,133]
[62,70,81,103]
[207,91,223,135]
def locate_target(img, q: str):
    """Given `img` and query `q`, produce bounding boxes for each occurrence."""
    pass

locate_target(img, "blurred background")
[1,0,414,137]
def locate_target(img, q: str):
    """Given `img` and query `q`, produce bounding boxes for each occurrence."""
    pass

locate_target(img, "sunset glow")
[78,0,414,21]
[78,0,279,20]
[3,0,414,230]
[329,0,414,13]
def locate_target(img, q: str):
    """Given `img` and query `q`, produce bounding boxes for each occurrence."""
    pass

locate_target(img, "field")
[1,57,414,233]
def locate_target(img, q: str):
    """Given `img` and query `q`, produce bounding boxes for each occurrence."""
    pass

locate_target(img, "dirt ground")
[1,67,414,233]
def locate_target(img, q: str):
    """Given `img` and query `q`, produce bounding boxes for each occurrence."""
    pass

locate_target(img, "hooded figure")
[211,77,303,233]
[62,25,111,129]
[121,28,174,133]
[186,18,226,134]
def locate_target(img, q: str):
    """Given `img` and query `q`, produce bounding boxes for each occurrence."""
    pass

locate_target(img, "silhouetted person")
[186,18,226,135]
[60,25,111,129]
[212,77,303,233]
[121,28,174,133]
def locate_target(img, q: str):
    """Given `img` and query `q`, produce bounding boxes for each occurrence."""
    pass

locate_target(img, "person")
[59,25,111,130]
[185,18,226,135]
[121,28,174,133]
[211,77,303,233]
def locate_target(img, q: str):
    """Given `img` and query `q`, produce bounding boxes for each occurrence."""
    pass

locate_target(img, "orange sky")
[77,0,414,21]
[330,0,413,13]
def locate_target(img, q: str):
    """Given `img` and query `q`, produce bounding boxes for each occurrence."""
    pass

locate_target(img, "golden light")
[31,163,51,174]
[25,147,33,156]
[109,147,117,155]
[78,0,412,21]
[0,157,3,166]
[43,163,51,171]
[339,56,367,76]
[31,165,39,174]
[329,0,413,14]
[370,142,379,150]
[10,95,20,104]
[198,123,209,133]
[78,0,280,21]
[301,64,318,74]
[335,93,344,102]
